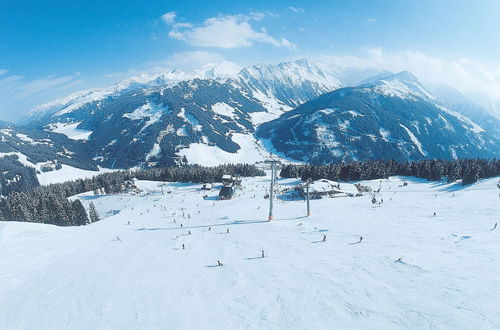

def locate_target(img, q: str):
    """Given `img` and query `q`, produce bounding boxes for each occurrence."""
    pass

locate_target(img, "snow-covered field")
[0,174,499,329]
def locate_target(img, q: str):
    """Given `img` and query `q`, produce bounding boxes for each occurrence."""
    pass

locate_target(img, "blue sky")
[2,0,500,122]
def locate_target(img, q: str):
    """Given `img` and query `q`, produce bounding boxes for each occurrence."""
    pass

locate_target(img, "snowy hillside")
[257,72,500,164]
[0,123,98,172]
[1,173,499,329]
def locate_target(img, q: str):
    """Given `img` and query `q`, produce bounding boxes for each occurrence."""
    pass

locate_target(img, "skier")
[492,222,498,231]
[226,228,229,234]
[433,212,436,217]
[182,244,185,250]
[217,260,223,266]
[208,226,211,231]
[188,230,191,235]
[322,234,326,242]
[127,221,130,225]
[262,250,265,258]
[396,257,403,262]
[358,236,363,243]
[116,236,121,241]
[180,223,183,228]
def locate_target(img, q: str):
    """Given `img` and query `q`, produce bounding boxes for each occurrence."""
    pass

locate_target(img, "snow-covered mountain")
[0,122,98,172]
[26,59,341,168]
[234,59,341,108]
[257,72,499,164]
[431,85,500,140]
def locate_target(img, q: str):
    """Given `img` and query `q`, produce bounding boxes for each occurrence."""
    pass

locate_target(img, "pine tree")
[88,202,100,223]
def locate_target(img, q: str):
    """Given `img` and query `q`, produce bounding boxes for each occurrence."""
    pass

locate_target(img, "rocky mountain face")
[256,72,499,164]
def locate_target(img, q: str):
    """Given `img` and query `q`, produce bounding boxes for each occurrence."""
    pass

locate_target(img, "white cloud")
[315,48,500,100]
[161,11,176,25]
[367,18,377,24]
[0,72,82,121]
[166,13,295,50]
[102,51,236,81]
[0,73,81,100]
[288,6,305,13]
[0,69,7,76]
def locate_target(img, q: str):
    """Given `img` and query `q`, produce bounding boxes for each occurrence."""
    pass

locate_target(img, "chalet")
[218,186,235,200]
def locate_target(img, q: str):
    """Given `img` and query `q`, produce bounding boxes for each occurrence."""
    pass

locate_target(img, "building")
[221,175,234,186]
[297,179,361,199]
[218,186,235,200]
[202,183,212,190]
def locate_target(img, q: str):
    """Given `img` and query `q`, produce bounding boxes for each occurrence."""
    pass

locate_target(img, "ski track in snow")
[0,175,499,329]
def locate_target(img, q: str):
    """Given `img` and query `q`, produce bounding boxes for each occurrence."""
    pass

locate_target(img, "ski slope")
[0,175,499,329]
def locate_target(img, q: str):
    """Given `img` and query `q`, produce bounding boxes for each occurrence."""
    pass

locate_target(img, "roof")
[219,186,234,197]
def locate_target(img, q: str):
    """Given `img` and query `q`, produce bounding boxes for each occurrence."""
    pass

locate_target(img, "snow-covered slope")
[357,71,435,101]
[1,174,499,329]
[257,72,500,164]
[235,59,341,108]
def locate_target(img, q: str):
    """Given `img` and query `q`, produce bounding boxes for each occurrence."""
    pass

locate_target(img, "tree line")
[0,164,265,226]
[0,155,40,196]
[279,159,499,185]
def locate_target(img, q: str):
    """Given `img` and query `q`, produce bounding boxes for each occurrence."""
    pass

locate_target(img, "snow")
[240,59,341,94]
[178,133,266,166]
[399,124,428,156]
[15,133,35,143]
[360,71,435,101]
[0,175,499,329]
[37,165,105,185]
[315,126,341,148]
[123,102,167,132]
[48,122,93,141]
[29,72,187,119]
[436,105,485,134]
[347,110,363,117]
[145,143,161,161]
[379,128,391,142]
[248,89,291,125]
[319,108,336,115]
[0,151,110,185]
[0,152,36,168]
[183,110,202,131]
[211,102,237,118]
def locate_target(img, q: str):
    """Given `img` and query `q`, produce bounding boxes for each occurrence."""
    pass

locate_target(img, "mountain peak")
[358,71,434,101]
[240,59,341,90]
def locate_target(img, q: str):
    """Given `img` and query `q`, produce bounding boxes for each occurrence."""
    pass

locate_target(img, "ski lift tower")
[158,183,167,195]
[264,157,280,221]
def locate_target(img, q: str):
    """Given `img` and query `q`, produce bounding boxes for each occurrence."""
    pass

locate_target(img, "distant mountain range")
[0,59,498,174]
[23,59,341,168]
